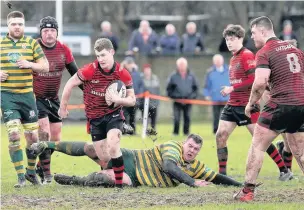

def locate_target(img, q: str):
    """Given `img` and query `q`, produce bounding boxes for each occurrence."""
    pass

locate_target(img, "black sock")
[217,147,228,175]
[111,156,124,188]
[282,151,293,170]
[39,149,52,176]
[266,143,287,173]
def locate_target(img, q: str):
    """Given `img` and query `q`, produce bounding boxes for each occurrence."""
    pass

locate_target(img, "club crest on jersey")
[247,59,256,68]
[91,80,99,84]
[8,52,21,63]
[21,43,27,49]
[61,54,65,61]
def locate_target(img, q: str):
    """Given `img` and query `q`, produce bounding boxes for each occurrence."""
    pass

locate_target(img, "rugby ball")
[105,80,127,108]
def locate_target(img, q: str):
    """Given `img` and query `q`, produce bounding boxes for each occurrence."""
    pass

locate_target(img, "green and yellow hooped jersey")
[0,35,45,93]
[134,140,217,187]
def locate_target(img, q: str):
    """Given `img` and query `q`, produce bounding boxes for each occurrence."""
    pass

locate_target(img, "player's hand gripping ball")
[105,80,127,109]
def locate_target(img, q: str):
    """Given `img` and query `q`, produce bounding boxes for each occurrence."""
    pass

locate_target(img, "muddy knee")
[84,143,97,159]
[107,129,122,157]
[6,120,22,151]
[38,130,50,142]
[216,130,229,148]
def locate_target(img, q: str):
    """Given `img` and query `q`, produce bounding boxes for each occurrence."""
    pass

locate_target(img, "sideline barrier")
[66,91,227,139]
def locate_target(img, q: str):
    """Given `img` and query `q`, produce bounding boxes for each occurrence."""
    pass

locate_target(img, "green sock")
[26,148,37,175]
[50,141,86,156]
[9,147,25,179]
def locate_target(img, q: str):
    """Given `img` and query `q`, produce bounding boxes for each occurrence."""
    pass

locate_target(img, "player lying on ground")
[31,134,243,187]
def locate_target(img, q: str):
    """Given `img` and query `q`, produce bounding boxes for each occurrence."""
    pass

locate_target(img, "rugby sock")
[26,148,38,175]
[112,156,124,188]
[39,149,52,176]
[47,141,86,156]
[266,143,288,173]
[9,146,25,179]
[243,182,256,193]
[217,147,228,175]
[282,151,293,171]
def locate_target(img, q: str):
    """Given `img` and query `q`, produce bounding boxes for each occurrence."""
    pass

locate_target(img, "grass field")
[1,123,303,210]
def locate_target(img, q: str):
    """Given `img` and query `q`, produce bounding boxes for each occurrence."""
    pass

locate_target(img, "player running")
[58,38,136,188]
[30,134,243,188]
[216,24,291,180]
[234,16,304,202]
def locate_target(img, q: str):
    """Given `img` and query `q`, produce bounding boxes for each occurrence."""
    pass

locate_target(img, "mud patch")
[1,187,304,209]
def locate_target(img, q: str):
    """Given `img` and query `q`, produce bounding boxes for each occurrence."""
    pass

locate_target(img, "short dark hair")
[223,25,245,38]
[7,11,24,21]
[94,38,113,52]
[250,16,273,30]
[186,134,203,145]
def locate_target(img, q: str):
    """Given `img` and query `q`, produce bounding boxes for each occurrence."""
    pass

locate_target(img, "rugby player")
[0,11,49,187]
[216,25,291,180]
[31,134,243,188]
[58,38,136,188]
[234,16,304,201]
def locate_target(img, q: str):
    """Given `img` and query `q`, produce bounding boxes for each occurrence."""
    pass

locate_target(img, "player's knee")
[24,129,39,146]
[216,130,228,143]
[84,143,97,158]
[6,120,22,142]
[38,130,50,141]
[107,129,122,143]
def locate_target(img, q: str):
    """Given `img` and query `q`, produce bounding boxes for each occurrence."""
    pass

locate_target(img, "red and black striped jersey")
[33,39,74,99]
[228,47,256,106]
[256,37,304,105]
[77,60,133,119]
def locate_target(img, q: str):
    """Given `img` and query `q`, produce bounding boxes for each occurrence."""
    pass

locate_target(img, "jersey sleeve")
[242,50,256,75]
[255,49,270,69]
[192,161,217,181]
[119,68,133,89]
[63,44,75,64]
[160,141,182,163]
[77,63,94,81]
[32,39,45,61]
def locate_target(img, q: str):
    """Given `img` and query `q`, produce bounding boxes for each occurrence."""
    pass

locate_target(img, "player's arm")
[248,68,270,106]
[210,174,242,186]
[59,74,83,118]
[66,61,84,90]
[162,160,196,187]
[112,88,136,107]
[248,50,270,107]
[109,68,136,107]
[193,164,242,186]
[17,39,49,72]
[16,56,49,73]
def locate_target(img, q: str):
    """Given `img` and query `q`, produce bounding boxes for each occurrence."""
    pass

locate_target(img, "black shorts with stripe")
[220,104,260,126]
[258,101,304,133]
[36,97,62,123]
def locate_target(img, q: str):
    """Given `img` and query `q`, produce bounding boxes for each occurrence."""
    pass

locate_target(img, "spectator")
[159,24,180,55]
[203,54,230,134]
[98,21,119,52]
[279,20,298,46]
[140,64,160,131]
[166,57,199,136]
[121,57,145,134]
[127,20,159,55]
[180,22,204,54]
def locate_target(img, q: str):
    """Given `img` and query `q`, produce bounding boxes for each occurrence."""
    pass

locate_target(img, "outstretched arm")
[163,159,195,187]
